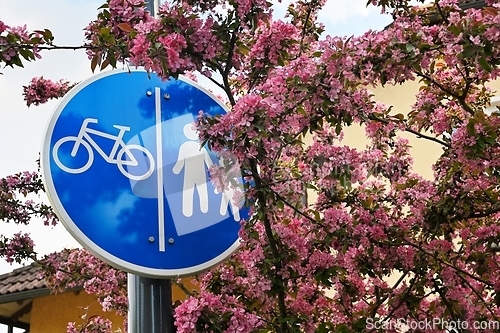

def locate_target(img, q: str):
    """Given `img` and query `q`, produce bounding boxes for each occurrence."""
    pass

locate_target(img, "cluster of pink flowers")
[0,233,34,264]
[0,169,59,264]
[84,0,153,70]
[174,291,263,333]
[247,20,300,69]
[0,20,53,69]
[0,170,57,227]
[67,315,113,333]
[192,1,500,331]
[41,248,128,327]
[22,77,74,107]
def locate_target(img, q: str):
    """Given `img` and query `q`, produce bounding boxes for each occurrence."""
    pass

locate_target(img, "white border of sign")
[41,69,240,278]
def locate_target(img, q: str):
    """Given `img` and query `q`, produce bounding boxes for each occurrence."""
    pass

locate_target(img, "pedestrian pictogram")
[172,123,214,217]
[42,69,248,278]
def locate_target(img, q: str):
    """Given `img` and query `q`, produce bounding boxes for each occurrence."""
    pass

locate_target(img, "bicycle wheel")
[53,136,94,174]
[116,144,155,181]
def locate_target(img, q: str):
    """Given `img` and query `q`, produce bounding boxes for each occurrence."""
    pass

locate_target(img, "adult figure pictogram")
[172,123,214,217]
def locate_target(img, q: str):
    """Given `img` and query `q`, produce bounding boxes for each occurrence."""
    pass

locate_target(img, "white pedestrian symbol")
[215,157,243,222]
[219,187,240,221]
[172,123,214,217]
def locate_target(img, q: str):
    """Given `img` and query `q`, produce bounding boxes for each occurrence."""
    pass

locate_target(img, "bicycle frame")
[72,118,132,164]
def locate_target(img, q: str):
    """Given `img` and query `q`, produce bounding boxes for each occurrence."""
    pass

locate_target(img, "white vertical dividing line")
[156,87,165,252]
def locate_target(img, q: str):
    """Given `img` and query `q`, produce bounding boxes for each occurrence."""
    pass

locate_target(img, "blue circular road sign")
[42,69,247,277]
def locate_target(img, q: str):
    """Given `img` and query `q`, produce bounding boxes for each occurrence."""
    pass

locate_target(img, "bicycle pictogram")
[53,118,155,181]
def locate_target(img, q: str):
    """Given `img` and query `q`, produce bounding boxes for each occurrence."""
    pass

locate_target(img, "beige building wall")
[305,80,442,207]
[342,80,442,179]
[308,77,500,193]
[363,79,500,177]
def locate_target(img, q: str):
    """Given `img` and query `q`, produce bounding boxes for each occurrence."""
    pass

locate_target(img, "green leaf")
[335,122,342,135]
[333,324,350,333]
[353,318,367,331]
[90,54,100,73]
[100,27,111,37]
[466,119,477,135]
[448,25,461,37]
[10,56,24,68]
[484,41,493,56]
[19,49,34,61]
[249,300,262,310]
[412,61,422,73]
[339,176,351,189]
[316,322,334,333]
[479,57,492,72]
[276,200,284,210]
[297,105,307,116]
[238,44,251,56]
[462,45,477,59]
[107,53,117,68]
[405,43,415,53]
[43,29,53,42]
[380,72,387,86]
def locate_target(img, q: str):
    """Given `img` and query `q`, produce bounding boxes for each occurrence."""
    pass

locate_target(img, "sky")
[0,0,391,330]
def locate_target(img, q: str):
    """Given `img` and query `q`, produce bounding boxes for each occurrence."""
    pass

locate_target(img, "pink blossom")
[22,77,74,107]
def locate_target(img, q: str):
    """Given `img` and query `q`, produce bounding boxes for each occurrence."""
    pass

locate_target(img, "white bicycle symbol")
[53,118,155,181]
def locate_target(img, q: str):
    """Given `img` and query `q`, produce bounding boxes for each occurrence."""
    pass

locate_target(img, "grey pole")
[128,274,175,333]
[145,0,159,16]
[128,2,176,332]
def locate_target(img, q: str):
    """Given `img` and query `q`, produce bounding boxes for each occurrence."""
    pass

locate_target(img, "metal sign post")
[129,2,175,332]
[128,274,175,333]
[145,0,159,16]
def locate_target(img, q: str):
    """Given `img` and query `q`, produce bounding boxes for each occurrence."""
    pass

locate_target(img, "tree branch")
[367,113,450,147]
[405,240,494,287]
[414,70,475,115]
[249,159,290,333]
[19,44,94,51]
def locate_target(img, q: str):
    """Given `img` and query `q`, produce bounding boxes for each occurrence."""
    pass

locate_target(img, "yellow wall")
[29,279,196,333]
[487,80,500,98]
[367,79,500,177]
[310,77,500,181]
[305,80,442,207]
[341,80,442,180]
[30,291,123,333]
[374,81,442,178]
[172,279,198,302]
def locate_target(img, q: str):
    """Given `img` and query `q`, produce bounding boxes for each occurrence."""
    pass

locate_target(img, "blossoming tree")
[3,0,500,332]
